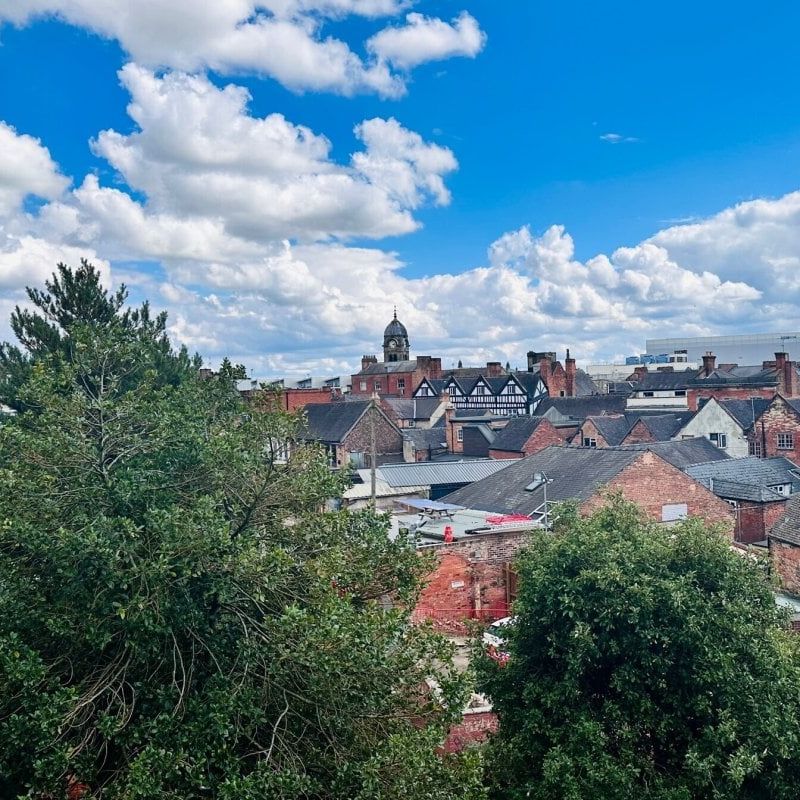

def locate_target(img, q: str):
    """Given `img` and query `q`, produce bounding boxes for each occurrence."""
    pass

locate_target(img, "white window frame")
[456,428,463,443]
[777,432,794,450]
[709,432,727,449]
[582,437,597,448]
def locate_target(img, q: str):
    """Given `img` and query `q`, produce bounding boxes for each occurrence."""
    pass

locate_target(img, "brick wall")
[735,499,787,544]
[488,419,564,460]
[283,387,338,412]
[581,451,735,533]
[621,419,656,445]
[687,386,775,412]
[576,419,612,448]
[414,529,532,632]
[339,407,403,466]
[442,710,499,753]
[747,395,800,462]
[771,539,800,596]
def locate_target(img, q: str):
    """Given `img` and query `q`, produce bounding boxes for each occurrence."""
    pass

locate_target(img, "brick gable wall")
[687,386,775,412]
[747,395,800,462]
[337,407,403,466]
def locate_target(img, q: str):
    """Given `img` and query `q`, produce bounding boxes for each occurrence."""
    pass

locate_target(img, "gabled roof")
[584,415,632,445]
[490,416,548,452]
[574,369,599,396]
[411,396,442,420]
[538,395,628,421]
[382,397,414,420]
[770,494,800,545]
[441,446,643,515]
[624,438,730,469]
[630,412,695,441]
[717,397,771,429]
[300,401,393,444]
[686,456,800,491]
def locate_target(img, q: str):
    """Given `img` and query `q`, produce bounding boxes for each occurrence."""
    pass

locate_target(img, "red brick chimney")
[441,390,456,452]
[361,354,377,371]
[632,365,648,382]
[701,352,716,377]
[486,361,503,377]
[776,352,796,396]
[564,348,576,397]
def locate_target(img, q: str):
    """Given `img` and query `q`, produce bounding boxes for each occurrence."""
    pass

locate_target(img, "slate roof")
[585,415,632,445]
[358,360,418,376]
[412,397,441,420]
[632,412,695,441]
[574,369,599,396]
[300,401,372,443]
[623,438,730,469]
[689,366,784,388]
[538,395,628,421]
[770,494,800,545]
[686,457,800,493]
[376,459,512,488]
[691,478,785,503]
[383,397,414,420]
[490,416,548,452]
[718,398,771,429]
[441,446,643,515]
[402,427,447,451]
[633,369,698,391]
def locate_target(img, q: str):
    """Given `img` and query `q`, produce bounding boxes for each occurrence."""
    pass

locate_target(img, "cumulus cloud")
[599,132,640,144]
[0,122,69,216]
[85,66,457,244]
[367,11,486,70]
[1,2,483,96]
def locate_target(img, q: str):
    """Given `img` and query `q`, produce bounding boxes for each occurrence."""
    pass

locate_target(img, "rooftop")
[376,459,513,488]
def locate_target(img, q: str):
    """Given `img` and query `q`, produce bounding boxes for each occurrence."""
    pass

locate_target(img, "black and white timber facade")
[413,372,548,415]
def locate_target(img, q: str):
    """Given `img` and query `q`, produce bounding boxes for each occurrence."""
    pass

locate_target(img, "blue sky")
[2,2,800,375]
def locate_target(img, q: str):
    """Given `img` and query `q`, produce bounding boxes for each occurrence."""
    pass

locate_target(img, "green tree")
[0,260,199,410]
[0,309,481,797]
[479,499,800,800]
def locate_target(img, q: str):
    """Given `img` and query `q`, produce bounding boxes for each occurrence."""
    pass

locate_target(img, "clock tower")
[382,308,410,362]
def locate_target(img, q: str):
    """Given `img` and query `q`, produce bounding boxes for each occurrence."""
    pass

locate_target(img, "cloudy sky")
[2,2,800,377]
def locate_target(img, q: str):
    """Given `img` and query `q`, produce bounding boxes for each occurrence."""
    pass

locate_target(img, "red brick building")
[746,394,800,461]
[488,416,564,459]
[769,495,800,595]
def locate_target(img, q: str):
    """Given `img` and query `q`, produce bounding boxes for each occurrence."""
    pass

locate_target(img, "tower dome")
[383,308,410,362]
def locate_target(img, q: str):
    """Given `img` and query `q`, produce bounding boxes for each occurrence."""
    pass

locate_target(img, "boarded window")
[661,503,688,522]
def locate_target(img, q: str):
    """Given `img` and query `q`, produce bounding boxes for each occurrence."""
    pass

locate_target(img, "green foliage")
[0,260,200,411]
[479,498,800,800]
[0,278,481,798]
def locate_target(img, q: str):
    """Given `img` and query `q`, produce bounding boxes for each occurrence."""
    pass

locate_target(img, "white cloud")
[1,2,482,96]
[0,122,69,216]
[367,11,486,70]
[600,132,639,144]
[84,66,456,243]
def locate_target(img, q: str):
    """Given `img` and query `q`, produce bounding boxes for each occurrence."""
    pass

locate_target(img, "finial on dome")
[393,305,397,320]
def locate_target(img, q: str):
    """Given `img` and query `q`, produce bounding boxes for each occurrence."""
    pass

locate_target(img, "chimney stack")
[701,352,716,377]
[486,361,503,377]
[564,348,576,397]
[361,354,377,371]
[775,352,796,396]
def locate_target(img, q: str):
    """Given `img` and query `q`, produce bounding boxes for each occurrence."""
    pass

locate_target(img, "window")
[675,389,687,397]
[709,432,727,449]
[582,437,597,448]
[773,484,791,496]
[661,503,688,522]
[778,432,794,450]
[374,381,381,392]
[643,391,654,398]
[359,380,367,391]
[397,378,405,390]
[749,440,763,457]
[559,390,566,397]
[456,428,463,443]
[474,384,487,395]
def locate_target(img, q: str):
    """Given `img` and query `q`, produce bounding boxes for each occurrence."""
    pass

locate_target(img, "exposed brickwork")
[575,419,613,448]
[282,387,339,412]
[621,419,656,445]
[687,386,775,412]
[747,395,800,462]
[335,406,403,467]
[442,711,499,753]
[771,539,800,596]
[735,499,787,544]
[488,418,564,459]
[351,357,442,398]
[581,451,735,533]
[414,530,532,631]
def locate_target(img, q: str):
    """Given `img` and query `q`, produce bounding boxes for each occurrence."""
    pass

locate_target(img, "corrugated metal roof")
[376,459,513,487]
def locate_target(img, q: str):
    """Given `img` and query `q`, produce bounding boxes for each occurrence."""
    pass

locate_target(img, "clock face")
[388,339,397,348]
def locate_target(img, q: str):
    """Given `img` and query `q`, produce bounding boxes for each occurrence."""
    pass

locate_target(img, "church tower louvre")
[382,308,410,362]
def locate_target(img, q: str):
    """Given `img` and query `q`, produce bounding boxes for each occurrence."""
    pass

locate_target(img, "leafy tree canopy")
[479,499,800,800]
[0,260,199,410]
[0,275,481,799]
